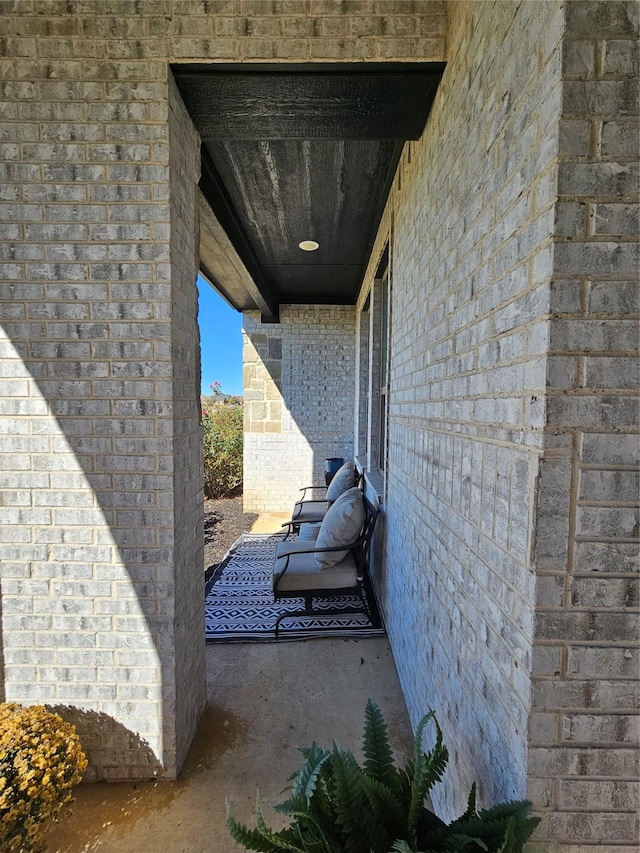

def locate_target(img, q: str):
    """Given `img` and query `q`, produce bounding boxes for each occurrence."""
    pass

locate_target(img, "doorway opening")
[197,275,257,575]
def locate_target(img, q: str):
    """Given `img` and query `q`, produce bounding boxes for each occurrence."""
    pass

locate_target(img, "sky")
[197,275,244,397]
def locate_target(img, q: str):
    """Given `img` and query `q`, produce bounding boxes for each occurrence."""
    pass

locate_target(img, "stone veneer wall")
[0,0,446,778]
[243,305,356,513]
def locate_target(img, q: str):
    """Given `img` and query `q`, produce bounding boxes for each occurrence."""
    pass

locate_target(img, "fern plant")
[227,699,539,853]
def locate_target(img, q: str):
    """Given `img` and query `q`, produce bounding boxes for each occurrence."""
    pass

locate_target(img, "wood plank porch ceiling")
[173,63,444,322]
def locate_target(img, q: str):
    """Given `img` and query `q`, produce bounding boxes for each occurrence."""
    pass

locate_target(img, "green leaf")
[461,783,477,821]
[362,699,396,789]
[276,744,332,815]
[391,841,417,853]
[282,811,338,853]
[226,796,306,853]
[476,800,536,825]
[357,772,407,841]
[447,832,490,852]
[226,811,293,852]
[495,818,516,853]
[407,712,448,841]
[329,744,373,852]
[390,841,437,853]
[444,799,540,853]
[395,762,414,809]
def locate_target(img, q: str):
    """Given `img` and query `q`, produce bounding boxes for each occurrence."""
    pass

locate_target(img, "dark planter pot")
[325,456,344,486]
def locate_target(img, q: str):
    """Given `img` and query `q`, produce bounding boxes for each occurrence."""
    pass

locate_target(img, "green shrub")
[202,383,244,498]
[227,699,539,853]
[0,703,88,852]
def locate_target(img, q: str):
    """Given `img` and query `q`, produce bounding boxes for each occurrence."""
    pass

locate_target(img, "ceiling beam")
[199,147,280,323]
[174,64,445,141]
[198,191,260,312]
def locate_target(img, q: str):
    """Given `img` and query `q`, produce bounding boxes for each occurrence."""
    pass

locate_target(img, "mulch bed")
[203,486,258,570]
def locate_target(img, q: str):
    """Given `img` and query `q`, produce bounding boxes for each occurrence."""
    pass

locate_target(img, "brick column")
[528,2,639,848]
[167,74,207,777]
[0,64,205,784]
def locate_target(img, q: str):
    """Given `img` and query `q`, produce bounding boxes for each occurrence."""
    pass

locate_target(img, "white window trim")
[355,249,390,501]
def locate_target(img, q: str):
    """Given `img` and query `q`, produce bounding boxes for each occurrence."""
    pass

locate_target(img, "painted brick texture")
[353,1,639,846]
[0,0,444,779]
[243,305,356,512]
[528,3,640,850]
[167,75,207,776]
[0,57,207,783]
[0,1,637,847]
[355,0,565,820]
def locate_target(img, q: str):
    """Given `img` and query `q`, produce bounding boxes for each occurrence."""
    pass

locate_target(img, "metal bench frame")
[273,496,381,638]
[286,469,365,533]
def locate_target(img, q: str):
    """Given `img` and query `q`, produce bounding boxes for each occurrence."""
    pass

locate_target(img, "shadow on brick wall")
[243,308,357,513]
[47,706,164,783]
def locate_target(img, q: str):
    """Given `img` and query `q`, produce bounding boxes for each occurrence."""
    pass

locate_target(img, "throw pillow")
[314,486,365,569]
[325,460,356,503]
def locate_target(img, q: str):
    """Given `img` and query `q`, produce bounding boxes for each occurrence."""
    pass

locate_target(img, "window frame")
[355,246,390,498]
[377,265,389,475]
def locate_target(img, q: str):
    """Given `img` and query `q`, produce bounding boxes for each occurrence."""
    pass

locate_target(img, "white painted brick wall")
[356,0,561,822]
[243,305,356,512]
[0,0,445,779]
[353,2,638,846]
[528,2,640,849]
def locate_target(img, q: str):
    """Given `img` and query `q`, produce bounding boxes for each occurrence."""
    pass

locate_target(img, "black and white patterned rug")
[204,533,385,642]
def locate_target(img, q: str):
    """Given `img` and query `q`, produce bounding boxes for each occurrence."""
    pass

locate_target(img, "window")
[356,294,370,458]
[378,266,389,473]
[356,247,390,493]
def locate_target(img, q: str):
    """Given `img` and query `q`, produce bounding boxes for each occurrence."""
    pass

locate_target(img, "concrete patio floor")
[42,639,412,853]
[42,517,413,853]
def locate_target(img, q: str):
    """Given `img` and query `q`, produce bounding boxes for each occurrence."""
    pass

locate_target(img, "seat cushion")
[314,486,365,569]
[325,460,356,503]
[299,522,321,541]
[273,541,358,593]
[291,499,328,522]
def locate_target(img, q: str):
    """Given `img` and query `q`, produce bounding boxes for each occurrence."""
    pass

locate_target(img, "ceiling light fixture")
[298,240,319,251]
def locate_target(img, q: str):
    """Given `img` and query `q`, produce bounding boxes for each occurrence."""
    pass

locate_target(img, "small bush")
[202,383,244,498]
[0,703,88,852]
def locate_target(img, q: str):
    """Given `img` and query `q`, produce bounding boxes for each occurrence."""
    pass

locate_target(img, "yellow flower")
[0,703,87,851]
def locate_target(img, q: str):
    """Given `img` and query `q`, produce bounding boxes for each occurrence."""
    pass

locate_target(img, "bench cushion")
[291,498,328,522]
[314,486,365,569]
[273,541,358,592]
